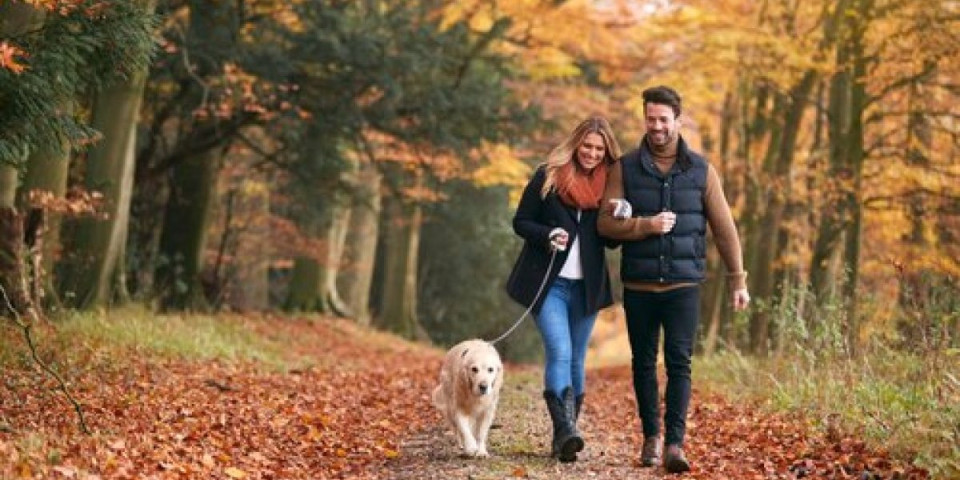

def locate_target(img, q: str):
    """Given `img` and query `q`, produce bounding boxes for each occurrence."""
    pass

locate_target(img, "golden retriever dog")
[431,339,503,457]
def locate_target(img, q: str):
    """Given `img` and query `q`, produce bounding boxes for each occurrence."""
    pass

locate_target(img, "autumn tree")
[58,0,159,309]
[128,0,297,310]
[0,0,154,313]
[265,0,539,337]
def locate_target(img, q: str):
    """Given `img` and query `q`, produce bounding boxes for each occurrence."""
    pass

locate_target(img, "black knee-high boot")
[544,387,583,462]
[567,389,585,454]
[574,393,584,423]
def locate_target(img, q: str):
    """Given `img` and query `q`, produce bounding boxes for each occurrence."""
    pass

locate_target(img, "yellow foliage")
[470,142,531,189]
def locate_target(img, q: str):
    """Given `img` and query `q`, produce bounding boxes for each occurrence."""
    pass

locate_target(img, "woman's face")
[576,132,606,170]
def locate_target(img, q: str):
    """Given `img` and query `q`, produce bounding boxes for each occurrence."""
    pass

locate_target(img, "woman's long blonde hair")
[541,115,622,198]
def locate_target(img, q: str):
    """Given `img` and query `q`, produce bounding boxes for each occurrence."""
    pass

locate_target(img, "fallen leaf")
[52,465,77,477]
[224,466,247,478]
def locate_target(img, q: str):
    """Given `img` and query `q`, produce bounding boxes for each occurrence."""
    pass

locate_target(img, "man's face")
[644,103,680,148]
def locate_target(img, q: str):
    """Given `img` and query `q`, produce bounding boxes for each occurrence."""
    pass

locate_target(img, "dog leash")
[488,249,558,346]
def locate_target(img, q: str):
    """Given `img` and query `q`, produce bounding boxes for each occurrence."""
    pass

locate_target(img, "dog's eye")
[471,366,479,373]
[488,367,494,373]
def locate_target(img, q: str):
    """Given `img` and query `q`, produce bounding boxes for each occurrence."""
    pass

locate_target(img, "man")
[597,85,750,473]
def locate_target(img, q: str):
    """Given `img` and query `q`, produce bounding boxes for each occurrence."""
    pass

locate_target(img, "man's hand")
[732,288,750,311]
[648,211,676,234]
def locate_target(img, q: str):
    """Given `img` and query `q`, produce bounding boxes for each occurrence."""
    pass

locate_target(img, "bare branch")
[0,284,90,434]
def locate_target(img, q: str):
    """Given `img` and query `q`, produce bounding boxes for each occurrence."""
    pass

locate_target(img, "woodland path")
[0,315,928,479]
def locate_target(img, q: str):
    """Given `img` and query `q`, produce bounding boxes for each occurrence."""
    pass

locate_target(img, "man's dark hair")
[642,85,682,118]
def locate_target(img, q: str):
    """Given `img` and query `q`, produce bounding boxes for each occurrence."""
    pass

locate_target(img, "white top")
[559,210,583,280]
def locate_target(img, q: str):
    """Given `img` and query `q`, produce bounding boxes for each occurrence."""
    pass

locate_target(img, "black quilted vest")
[620,137,708,284]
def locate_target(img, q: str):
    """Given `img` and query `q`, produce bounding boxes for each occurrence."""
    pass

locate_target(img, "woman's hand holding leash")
[549,228,569,252]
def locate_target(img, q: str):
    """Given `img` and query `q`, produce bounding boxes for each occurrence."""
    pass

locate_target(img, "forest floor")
[0,314,930,479]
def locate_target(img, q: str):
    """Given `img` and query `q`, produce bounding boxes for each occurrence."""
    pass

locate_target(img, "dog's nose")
[478,383,488,394]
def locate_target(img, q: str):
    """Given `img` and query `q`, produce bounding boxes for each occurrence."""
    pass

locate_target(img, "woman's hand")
[549,228,569,252]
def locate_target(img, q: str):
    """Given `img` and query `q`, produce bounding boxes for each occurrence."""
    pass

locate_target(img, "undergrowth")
[696,282,960,478]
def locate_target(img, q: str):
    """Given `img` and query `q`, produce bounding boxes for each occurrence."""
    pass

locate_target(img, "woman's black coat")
[505,165,615,315]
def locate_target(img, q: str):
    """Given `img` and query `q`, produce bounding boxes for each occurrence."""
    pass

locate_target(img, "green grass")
[1,305,290,371]
[695,344,960,478]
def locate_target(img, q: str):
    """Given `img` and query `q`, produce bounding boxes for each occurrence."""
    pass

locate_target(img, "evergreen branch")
[0,283,90,434]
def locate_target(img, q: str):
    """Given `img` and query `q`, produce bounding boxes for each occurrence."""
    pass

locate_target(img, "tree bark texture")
[339,161,381,326]
[61,69,146,309]
[285,256,322,312]
[155,149,219,311]
[375,194,427,340]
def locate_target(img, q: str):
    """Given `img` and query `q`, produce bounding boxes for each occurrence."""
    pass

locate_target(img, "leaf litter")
[0,315,929,479]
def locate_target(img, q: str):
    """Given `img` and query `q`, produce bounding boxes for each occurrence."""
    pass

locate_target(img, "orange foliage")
[360,129,461,186]
[26,187,107,219]
[0,41,28,74]
[24,0,109,18]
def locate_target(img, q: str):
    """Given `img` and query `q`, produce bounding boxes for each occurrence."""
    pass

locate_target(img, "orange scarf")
[556,161,607,209]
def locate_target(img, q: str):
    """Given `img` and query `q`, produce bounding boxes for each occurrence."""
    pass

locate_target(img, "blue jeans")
[535,277,597,397]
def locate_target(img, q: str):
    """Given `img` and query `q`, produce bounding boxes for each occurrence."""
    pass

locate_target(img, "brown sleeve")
[597,160,655,241]
[704,164,748,291]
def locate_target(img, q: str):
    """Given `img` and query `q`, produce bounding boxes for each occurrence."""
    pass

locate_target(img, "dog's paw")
[474,446,489,458]
[461,442,479,457]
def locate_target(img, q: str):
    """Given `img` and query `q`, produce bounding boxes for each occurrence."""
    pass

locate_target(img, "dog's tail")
[431,384,445,410]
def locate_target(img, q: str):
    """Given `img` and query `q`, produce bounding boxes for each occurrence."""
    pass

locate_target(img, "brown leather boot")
[664,444,690,473]
[640,436,661,467]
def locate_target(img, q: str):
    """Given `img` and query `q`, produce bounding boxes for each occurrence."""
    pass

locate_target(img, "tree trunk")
[375,193,427,340]
[321,208,352,316]
[128,177,168,300]
[809,0,855,301]
[701,249,725,356]
[904,62,935,243]
[339,161,381,326]
[0,166,16,209]
[810,49,852,298]
[702,89,740,356]
[0,148,25,316]
[841,23,869,355]
[745,93,784,355]
[18,132,72,309]
[0,208,28,316]
[285,256,322,312]
[0,166,26,313]
[155,149,220,311]
[747,71,818,355]
[283,203,350,315]
[113,209,132,305]
[150,0,238,311]
[60,63,147,309]
[0,0,45,315]
[220,180,269,312]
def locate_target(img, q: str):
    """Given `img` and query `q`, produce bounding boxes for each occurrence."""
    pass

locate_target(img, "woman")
[506,115,621,462]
